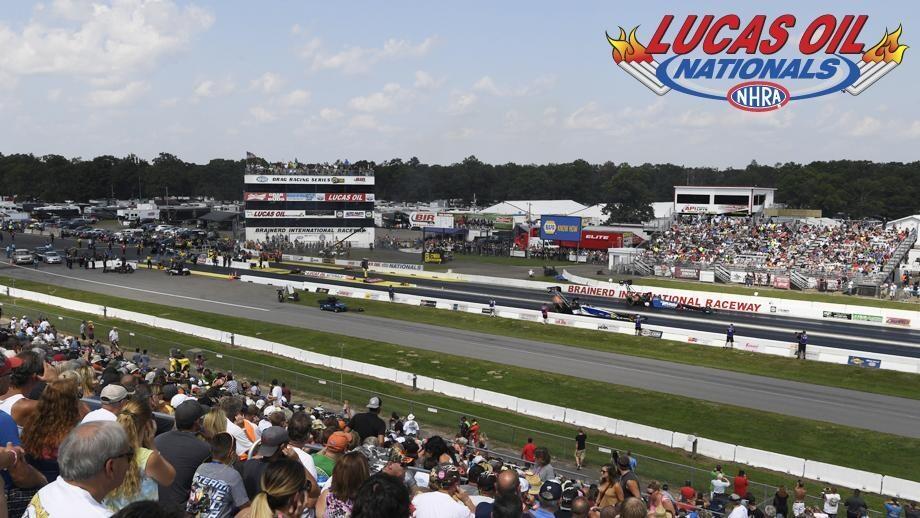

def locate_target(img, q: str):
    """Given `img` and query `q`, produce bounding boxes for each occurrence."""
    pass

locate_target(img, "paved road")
[233,263,920,358]
[2,262,920,437]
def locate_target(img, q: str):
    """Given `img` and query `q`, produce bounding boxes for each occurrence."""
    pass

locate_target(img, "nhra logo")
[256,175,269,183]
[331,177,345,184]
[606,15,908,111]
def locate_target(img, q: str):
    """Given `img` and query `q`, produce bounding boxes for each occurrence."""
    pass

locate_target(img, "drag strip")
[218,263,920,359]
[2,262,920,437]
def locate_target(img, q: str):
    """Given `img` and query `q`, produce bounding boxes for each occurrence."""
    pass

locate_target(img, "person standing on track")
[541,304,548,324]
[388,286,395,302]
[725,324,735,349]
[634,315,642,336]
[489,298,496,317]
[796,330,808,360]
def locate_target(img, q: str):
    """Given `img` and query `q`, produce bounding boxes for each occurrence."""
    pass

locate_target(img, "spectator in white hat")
[81,384,129,423]
[402,414,419,437]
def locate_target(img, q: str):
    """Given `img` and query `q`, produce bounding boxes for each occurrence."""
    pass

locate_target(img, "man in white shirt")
[81,385,129,423]
[108,327,119,348]
[26,421,131,517]
[269,379,283,403]
[712,474,731,500]
[823,487,841,518]
[402,413,419,437]
[727,494,749,518]
[412,463,476,518]
[220,396,253,457]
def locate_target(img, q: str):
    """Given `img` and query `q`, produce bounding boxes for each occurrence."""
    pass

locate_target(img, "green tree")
[601,167,655,224]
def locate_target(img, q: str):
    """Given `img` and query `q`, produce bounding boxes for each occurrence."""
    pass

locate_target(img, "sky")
[0,0,917,168]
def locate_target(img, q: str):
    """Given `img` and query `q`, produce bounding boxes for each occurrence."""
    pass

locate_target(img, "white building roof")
[478,200,588,217]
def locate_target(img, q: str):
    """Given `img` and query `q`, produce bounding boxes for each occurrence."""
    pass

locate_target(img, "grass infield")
[0,275,914,484]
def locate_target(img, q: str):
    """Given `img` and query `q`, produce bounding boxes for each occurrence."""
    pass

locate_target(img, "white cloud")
[249,106,277,123]
[319,107,343,122]
[309,36,436,74]
[86,80,149,107]
[348,83,413,112]
[346,114,398,133]
[446,92,477,114]
[847,115,882,137]
[542,107,558,127]
[193,78,235,98]
[564,102,611,130]
[907,121,920,138]
[299,37,322,58]
[0,0,214,83]
[413,70,443,90]
[473,75,556,97]
[251,72,283,94]
[159,97,180,108]
[280,89,311,108]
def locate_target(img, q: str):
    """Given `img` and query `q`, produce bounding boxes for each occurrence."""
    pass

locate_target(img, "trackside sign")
[606,15,908,110]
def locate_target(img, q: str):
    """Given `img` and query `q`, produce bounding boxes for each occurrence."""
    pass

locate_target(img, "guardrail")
[2,281,918,500]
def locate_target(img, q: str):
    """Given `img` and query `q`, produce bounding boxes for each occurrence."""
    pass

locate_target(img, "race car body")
[548,287,645,323]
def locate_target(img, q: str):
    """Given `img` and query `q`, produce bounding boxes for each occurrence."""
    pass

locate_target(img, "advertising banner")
[823,311,852,320]
[580,230,624,250]
[886,317,911,326]
[653,265,672,277]
[244,192,287,201]
[245,210,307,218]
[847,356,882,369]
[674,267,700,280]
[853,314,883,323]
[337,210,373,219]
[773,276,791,289]
[424,252,442,263]
[540,215,582,241]
[244,175,374,185]
[729,271,748,283]
[245,192,375,202]
[410,212,454,229]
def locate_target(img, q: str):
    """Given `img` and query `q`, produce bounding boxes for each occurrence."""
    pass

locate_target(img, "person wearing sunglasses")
[25,421,132,517]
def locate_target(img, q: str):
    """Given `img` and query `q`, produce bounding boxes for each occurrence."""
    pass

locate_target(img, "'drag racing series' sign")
[540,215,582,242]
[606,15,907,111]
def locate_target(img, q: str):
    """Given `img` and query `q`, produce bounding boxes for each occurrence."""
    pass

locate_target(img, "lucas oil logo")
[606,15,908,111]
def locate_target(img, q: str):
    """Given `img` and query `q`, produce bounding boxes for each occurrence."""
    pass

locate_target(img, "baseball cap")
[326,431,350,453]
[258,426,290,457]
[406,413,415,420]
[729,493,742,503]
[539,480,563,501]
[170,393,190,408]
[174,400,205,429]
[144,371,157,384]
[0,355,23,376]
[561,487,579,510]
[125,362,140,374]
[366,396,381,409]
[430,462,460,487]
[100,384,129,404]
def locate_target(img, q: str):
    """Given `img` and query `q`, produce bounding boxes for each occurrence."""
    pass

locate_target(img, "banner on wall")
[540,215,582,241]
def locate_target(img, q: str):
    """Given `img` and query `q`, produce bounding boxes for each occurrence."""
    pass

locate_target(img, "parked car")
[11,249,36,265]
[38,250,62,264]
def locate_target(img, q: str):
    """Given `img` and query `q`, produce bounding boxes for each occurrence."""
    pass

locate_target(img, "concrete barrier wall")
[2,282,917,500]
[562,271,918,331]
[804,460,884,494]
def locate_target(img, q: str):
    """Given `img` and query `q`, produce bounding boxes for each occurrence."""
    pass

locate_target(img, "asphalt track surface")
[2,260,920,438]
[226,263,920,358]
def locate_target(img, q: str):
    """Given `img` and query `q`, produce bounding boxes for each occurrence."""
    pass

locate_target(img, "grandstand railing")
[1,300,884,515]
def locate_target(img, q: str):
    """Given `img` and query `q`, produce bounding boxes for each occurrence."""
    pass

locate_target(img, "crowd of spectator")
[1,311,918,518]
[644,217,910,277]
[246,161,373,177]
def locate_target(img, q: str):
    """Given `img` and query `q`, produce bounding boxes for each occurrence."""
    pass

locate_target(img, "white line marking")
[3,264,270,312]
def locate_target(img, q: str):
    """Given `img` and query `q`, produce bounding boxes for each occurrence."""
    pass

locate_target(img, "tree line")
[0,153,917,221]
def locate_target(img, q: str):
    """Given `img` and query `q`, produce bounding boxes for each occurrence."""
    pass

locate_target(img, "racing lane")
[2,262,920,438]
[222,263,920,359]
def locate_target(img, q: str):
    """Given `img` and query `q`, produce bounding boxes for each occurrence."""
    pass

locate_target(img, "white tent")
[478,200,588,218]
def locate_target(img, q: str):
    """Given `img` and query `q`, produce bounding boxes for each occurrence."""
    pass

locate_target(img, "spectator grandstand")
[641,216,916,289]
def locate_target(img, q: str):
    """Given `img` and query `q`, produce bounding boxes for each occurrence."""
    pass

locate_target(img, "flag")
[246,151,257,160]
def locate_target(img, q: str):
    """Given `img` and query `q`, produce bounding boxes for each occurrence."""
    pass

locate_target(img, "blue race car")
[319,296,348,312]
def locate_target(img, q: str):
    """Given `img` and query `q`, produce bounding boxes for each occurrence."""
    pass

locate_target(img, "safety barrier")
[0,282,916,499]
[561,270,918,331]
[237,274,920,374]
